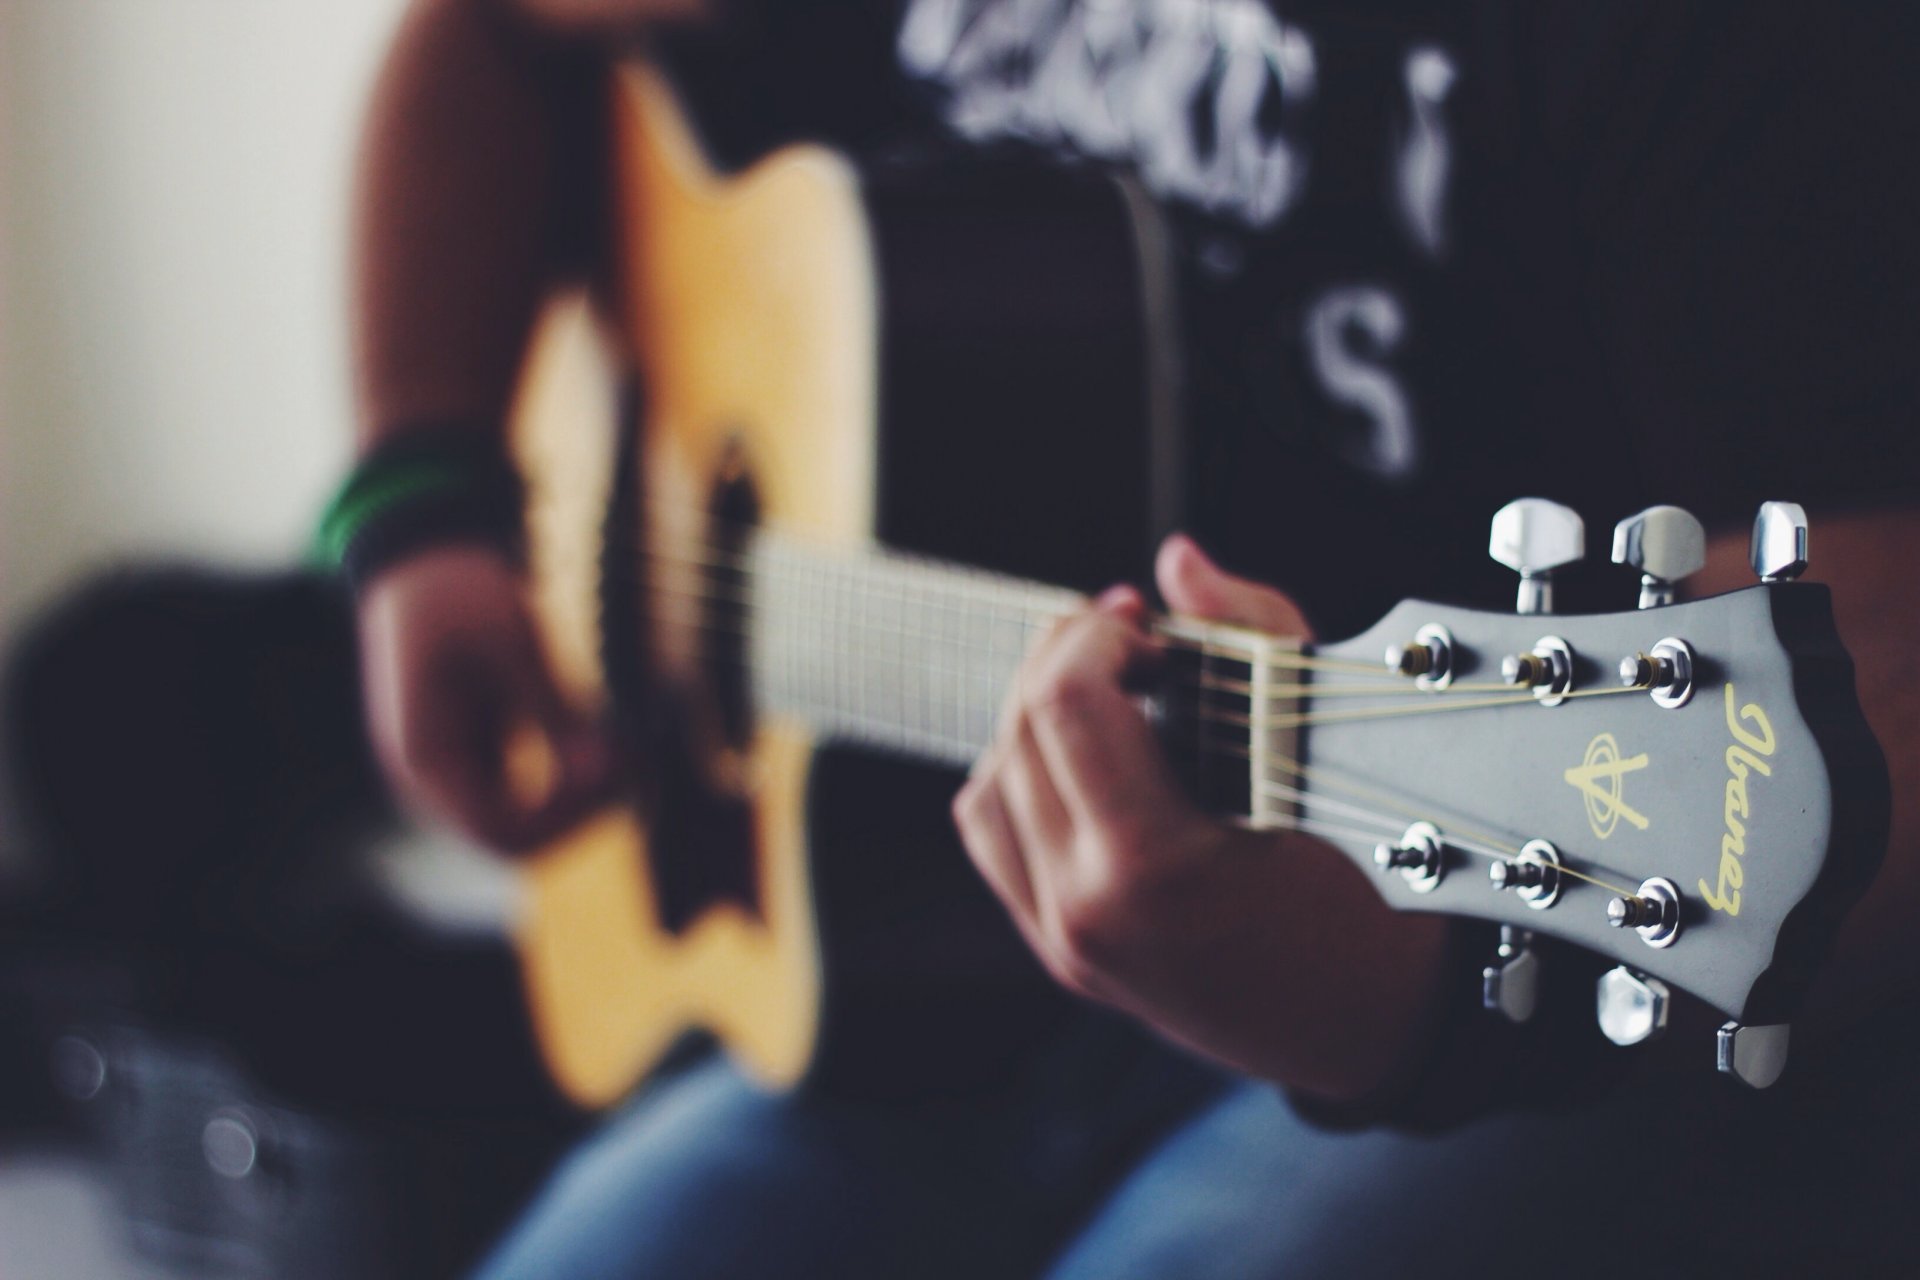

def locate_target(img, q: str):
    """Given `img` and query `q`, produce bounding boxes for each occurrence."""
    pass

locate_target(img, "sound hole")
[605,414,764,934]
[706,438,760,753]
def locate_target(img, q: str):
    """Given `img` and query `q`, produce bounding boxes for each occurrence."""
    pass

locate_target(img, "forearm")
[350,0,603,447]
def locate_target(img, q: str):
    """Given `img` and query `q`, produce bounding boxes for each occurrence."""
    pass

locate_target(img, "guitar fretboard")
[747,537,1083,766]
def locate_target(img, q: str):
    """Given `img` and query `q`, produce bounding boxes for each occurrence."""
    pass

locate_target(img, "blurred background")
[0,0,371,629]
[1,4,582,1275]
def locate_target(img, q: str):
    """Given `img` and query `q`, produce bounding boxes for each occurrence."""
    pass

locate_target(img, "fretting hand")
[954,534,1449,1101]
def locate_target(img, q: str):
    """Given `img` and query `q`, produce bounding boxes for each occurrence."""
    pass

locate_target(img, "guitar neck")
[741,537,1291,826]
[746,537,1085,766]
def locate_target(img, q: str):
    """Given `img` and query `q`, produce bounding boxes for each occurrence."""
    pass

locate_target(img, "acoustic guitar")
[506,63,1887,1107]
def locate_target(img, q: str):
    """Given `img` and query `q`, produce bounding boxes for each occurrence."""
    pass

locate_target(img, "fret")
[912,569,932,747]
[1201,635,1217,810]
[743,534,1086,763]
[1248,632,1273,828]
[927,575,946,747]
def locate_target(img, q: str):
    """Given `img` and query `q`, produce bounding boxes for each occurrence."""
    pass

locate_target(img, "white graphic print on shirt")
[898,0,1458,480]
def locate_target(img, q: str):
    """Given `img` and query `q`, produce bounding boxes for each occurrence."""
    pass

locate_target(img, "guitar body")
[508,65,1167,1106]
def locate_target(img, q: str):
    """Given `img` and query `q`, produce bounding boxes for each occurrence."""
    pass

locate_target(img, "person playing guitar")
[340,0,1920,1274]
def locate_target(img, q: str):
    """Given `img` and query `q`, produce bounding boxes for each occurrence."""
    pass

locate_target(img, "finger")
[952,768,1039,927]
[1092,582,1148,622]
[399,687,550,852]
[999,710,1074,856]
[501,632,618,833]
[404,652,597,854]
[1155,533,1313,640]
[982,640,1039,775]
[1022,612,1183,839]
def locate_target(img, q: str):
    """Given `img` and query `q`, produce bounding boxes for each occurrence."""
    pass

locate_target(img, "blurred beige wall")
[0,0,516,920]
[0,0,407,633]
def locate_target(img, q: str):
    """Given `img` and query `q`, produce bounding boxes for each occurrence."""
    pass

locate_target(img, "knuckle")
[1034,608,1100,661]
[1037,930,1104,998]
[1039,611,1081,650]
[1027,666,1097,722]
[1050,887,1125,979]
[1093,809,1150,861]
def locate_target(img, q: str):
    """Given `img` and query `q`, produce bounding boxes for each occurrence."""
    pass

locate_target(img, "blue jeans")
[477,1017,1920,1279]
[473,1012,1231,1279]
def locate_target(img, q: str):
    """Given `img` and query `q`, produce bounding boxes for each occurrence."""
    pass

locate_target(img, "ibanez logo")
[1702,683,1778,917]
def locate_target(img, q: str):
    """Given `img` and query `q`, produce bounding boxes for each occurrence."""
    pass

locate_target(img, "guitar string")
[569,496,1647,693]
[599,537,1392,676]
[638,583,1494,700]
[570,604,1647,898]
[625,577,1645,722]
[564,519,1650,894]
[1198,737,1641,898]
[587,490,1415,684]
[594,624,1647,897]
[1263,748,1520,856]
[623,548,1506,687]
[1195,671,1516,697]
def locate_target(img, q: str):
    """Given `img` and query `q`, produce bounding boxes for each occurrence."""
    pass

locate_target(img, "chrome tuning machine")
[1751,501,1809,582]
[1718,1021,1791,1089]
[1373,821,1445,893]
[1483,926,1540,1024]
[1384,623,1455,690]
[1597,966,1670,1046]
[1612,504,1705,608]
[1489,498,1584,615]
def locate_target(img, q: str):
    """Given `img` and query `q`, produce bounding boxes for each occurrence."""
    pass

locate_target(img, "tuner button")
[1482,926,1540,1024]
[1501,637,1575,706]
[1717,1021,1791,1089]
[1611,505,1706,608]
[1385,623,1456,689]
[1489,499,1585,615]
[1373,822,1445,893]
[1374,843,1422,870]
[1597,966,1671,1046]
[1751,501,1809,582]
[1385,643,1432,677]
[203,1111,263,1181]
[1502,653,1546,687]
[1488,839,1562,909]
[1606,877,1682,948]
[1617,638,1696,709]
[1618,653,1663,688]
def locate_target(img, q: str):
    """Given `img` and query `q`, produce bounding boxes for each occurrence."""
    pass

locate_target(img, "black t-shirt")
[663,0,1919,628]
[639,0,1920,1123]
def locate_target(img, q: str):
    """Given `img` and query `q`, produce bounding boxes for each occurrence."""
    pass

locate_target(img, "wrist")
[314,424,524,593]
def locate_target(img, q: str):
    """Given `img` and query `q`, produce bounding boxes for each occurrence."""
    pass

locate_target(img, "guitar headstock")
[1281,499,1888,1087]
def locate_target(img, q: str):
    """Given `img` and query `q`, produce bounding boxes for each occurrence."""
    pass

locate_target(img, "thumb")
[1155,533,1313,640]
[501,653,617,845]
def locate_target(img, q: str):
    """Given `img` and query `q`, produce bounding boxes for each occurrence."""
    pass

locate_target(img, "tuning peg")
[1482,925,1540,1023]
[1751,501,1809,581]
[1596,966,1670,1046]
[1372,821,1444,892]
[1605,876,1682,949]
[1489,498,1584,614]
[1611,504,1705,608]
[1717,1021,1790,1089]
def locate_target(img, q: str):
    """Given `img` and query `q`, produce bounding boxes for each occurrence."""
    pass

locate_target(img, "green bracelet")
[311,457,472,569]
[310,429,525,587]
